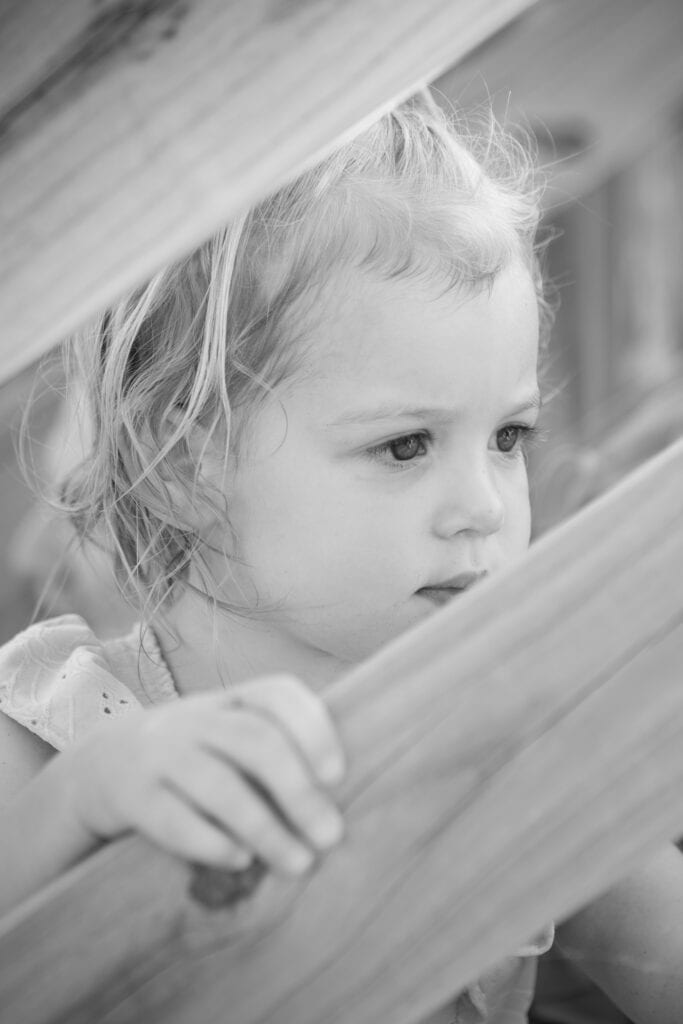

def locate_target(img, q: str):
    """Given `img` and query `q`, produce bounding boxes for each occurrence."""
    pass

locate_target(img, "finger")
[167,752,317,876]
[224,674,346,786]
[139,786,253,870]
[200,711,344,852]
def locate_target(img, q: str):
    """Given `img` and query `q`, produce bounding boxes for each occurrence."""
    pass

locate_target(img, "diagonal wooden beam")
[1,438,682,1024]
[0,0,537,385]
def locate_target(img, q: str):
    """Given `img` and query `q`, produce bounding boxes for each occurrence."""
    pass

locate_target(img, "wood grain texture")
[0,0,535,385]
[1,438,682,1024]
[434,0,683,206]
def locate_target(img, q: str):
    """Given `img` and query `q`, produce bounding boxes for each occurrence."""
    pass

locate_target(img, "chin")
[361,608,431,659]
[309,600,429,665]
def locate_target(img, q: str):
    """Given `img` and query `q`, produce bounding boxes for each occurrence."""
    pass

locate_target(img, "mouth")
[416,572,487,607]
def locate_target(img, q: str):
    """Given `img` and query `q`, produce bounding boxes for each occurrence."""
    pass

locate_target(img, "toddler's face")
[211,261,539,669]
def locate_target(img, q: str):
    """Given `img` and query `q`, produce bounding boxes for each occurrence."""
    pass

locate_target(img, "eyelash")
[367,432,431,466]
[495,423,542,458]
[366,425,543,467]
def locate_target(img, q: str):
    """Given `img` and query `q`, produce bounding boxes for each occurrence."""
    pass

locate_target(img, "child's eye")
[495,424,539,455]
[368,432,430,465]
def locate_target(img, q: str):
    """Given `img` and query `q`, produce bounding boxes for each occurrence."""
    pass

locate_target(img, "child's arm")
[556,843,683,1024]
[0,717,97,916]
[0,677,345,918]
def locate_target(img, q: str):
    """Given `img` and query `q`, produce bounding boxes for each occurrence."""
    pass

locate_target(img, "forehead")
[289,263,539,414]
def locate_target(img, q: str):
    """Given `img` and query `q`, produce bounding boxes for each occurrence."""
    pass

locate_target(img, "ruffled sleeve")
[0,615,142,751]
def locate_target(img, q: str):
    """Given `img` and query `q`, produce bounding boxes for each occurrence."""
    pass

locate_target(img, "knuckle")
[261,673,307,702]
[276,672,307,693]
[229,710,267,747]
[273,760,311,798]
[237,796,270,832]
[146,794,181,842]
[236,714,291,763]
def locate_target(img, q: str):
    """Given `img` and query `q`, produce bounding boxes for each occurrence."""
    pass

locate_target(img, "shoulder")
[0,617,86,799]
[0,614,103,675]
[0,614,145,752]
[557,844,683,952]
[102,624,178,706]
[556,845,683,1022]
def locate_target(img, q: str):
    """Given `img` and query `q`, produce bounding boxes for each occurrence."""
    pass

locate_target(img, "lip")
[416,571,487,606]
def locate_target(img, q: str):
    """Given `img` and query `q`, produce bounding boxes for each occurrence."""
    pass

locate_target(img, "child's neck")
[154,590,349,696]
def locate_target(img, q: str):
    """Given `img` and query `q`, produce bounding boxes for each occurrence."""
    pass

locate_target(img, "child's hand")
[62,676,346,876]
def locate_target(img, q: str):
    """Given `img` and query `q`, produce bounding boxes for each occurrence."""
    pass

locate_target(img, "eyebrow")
[326,389,542,427]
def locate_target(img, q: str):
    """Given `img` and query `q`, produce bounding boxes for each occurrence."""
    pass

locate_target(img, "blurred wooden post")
[611,131,683,402]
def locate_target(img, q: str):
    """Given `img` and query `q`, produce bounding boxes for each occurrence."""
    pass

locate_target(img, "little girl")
[2,91,683,1024]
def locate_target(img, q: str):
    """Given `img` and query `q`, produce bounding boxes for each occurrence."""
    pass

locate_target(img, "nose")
[432,458,505,539]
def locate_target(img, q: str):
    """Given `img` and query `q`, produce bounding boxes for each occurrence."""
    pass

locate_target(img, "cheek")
[506,476,532,550]
[231,463,373,568]
[275,490,412,597]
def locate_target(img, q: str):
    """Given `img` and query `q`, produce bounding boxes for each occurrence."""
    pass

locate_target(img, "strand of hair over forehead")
[58,93,547,618]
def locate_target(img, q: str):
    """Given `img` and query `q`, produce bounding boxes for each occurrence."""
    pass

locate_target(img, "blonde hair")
[59,91,548,616]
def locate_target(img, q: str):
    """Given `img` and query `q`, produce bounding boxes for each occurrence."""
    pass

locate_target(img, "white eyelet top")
[0,614,177,750]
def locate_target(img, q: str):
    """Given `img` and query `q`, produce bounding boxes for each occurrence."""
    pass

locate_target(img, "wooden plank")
[610,136,683,402]
[434,0,683,205]
[1,439,682,1024]
[0,0,536,385]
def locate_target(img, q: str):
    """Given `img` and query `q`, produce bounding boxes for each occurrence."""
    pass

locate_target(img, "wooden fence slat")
[0,0,536,384]
[1,439,682,1024]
